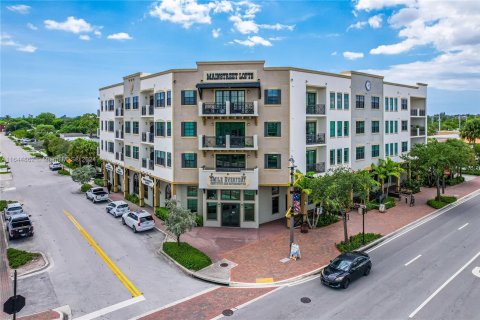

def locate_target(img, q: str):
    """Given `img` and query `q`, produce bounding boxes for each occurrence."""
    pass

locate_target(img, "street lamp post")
[362,206,367,245]
[289,156,296,251]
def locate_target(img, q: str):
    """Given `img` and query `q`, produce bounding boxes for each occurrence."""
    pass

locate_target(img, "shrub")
[30,152,44,158]
[463,168,480,176]
[125,193,140,205]
[81,183,92,192]
[367,196,396,211]
[0,165,8,169]
[195,214,203,227]
[439,195,457,204]
[163,242,212,271]
[7,248,40,269]
[427,199,446,209]
[94,178,104,186]
[336,233,382,252]
[401,179,421,194]
[446,176,465,186]
[58,169,70,176]
[155,207,169,221]
[316,213,339,227]
[22,146,30,151]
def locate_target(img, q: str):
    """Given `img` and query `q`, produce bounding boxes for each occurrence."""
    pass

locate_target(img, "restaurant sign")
[203,70,257,82]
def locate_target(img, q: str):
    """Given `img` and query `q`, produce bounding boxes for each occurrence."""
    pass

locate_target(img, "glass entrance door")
[221,203,240,227]
[306,92,316,106]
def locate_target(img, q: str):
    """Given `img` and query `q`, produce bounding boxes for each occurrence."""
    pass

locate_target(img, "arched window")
[133,173,139,195]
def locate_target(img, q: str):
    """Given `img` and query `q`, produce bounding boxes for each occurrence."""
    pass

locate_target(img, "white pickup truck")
[4,203,24,221]
[85,187,109,203]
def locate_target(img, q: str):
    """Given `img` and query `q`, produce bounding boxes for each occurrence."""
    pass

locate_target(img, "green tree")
[460,118,480,148]
[383,157,405,193]
[6,120,32,132]
[308,174,332,228]
[71,165,96,185]
[164,199,197,245]
[34,112,56,126]
[353,170,380,206]
[78,113,98,137]
[370,161,388,196]
[444,139,476,177]
[68,139,98,166]
[34,124,55,141]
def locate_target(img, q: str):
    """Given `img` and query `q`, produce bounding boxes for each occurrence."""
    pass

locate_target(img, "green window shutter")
[337,121,342,137]
[385,121,389,134]
[344,148,349,163]
[344,121,349,136]
[330,121,335,137]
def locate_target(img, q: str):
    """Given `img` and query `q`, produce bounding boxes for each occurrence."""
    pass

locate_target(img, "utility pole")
[438,114,441,132]
[289,156,296,252]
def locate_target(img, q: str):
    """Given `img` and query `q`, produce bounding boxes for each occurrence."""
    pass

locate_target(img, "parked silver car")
[106,201,129,217]
[121,210,155,233]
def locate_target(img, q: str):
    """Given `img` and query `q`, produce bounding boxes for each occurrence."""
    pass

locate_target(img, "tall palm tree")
[370,160,388,196]
[383,157,405,194]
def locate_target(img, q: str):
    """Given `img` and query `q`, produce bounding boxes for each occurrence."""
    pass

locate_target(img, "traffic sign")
[3,295,25,315]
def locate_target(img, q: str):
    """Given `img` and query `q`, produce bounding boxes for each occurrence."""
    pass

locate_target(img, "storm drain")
[300,297,311,304]
[220,263,229,267]
[222,309,234,316]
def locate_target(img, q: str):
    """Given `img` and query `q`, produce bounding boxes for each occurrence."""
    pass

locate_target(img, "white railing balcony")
[198,135,258,151]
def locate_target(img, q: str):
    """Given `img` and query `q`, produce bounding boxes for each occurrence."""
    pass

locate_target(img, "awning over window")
[196,82,261,99]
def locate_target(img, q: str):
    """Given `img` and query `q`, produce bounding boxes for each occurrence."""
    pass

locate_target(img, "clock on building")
[365,80,372,91]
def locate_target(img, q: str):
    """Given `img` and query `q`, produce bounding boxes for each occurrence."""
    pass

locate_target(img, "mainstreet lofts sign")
[203,70,257,82]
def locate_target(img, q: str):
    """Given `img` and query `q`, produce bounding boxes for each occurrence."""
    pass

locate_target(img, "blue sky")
[1,0,479,117]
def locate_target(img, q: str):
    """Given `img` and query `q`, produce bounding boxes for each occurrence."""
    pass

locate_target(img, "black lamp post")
[362,205,367,245]
[289,156,296,251]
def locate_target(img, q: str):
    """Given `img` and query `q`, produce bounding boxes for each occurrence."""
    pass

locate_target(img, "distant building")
[60,133,97,142]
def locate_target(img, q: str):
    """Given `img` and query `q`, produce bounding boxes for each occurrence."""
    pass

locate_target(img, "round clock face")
[365,80,372,91]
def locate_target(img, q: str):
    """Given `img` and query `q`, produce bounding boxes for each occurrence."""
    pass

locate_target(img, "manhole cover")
[222,309,234,316]
[220,263,229,267]
[300,297,311,304]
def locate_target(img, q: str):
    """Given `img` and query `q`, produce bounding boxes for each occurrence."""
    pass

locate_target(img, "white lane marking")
[409,251,480,318]
[472,267,480,278]
[458,223,469,230]
[75,295,145,320]
[2,187,16,191]
[129,286,218,320]
[405,255,422,267]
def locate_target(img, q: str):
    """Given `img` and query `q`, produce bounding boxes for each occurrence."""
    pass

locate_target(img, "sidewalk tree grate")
[300,297,311,304]
[222,309,234,316]
[220,263,229,267]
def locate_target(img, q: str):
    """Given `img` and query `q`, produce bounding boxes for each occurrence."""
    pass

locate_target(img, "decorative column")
[103,162,108,187]
[113,166,118,193]
[153,179,160,208]
[139,174,145,207]
[123,168,129,197]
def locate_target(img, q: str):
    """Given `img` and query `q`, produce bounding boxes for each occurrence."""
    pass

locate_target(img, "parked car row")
[3,203,34,240]
[86,187,109,203]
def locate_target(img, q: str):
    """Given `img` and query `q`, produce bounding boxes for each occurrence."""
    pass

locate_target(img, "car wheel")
[342,279,350,289]
[132,226,137,233]
[364,267,371,276]
[122,218,126,225]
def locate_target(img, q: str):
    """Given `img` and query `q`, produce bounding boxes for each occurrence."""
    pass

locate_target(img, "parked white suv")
[49,162,62,171]
[121,210,155,233]
[106,201,129,217]
[4,203,24,221]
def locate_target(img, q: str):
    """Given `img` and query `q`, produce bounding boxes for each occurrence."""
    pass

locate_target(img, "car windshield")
[8,207,22,212]
[118,204,128,209]
[12,220,31,228]
[140,216,153,223]
[330,257,353,272]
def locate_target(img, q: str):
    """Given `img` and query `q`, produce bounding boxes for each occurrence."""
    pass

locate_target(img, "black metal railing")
[306,133,326,145]
[202,166,257,172]
[141,105,153,116]
[202,103,226,115]
[306,104,326,115]
[230,102,255,115]
[230,136,254,148]
[115,108,124,117]
[411,128,426,136]
[419,110,426,116]
[148,132,154,143]
[202,136,225,148]
[201,102,256,115]
[410,109,418,116]
[306,162,326,173]
[115,130,124,139]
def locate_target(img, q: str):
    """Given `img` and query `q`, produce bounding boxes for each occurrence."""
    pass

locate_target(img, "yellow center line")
[63,209,142,297]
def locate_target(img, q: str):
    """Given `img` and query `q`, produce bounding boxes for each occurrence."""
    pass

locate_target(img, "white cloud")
[79,35,91,41]
[348,21,367,30]
[1,33,17,46]
[368,14,382,28]
[268,36,284,41]
[107,32,133,40]
[27,23,38,30]
[233,35,272,47]
[229,15,258,34]
[44,16,99,34]
[343,51,364,60]
[259,23,295,31]
[331,51,338,56]
[7,4,31,14]
[149,0,214,28]
[212,28,221,38]
[17,44,37,53]
[93,30,102,37]
[355,0,414,11]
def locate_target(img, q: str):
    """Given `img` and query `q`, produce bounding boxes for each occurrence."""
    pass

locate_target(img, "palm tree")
[370,160,388,196]
[383,157,405,194]
[460,118,480,148]
[354,170,380,206]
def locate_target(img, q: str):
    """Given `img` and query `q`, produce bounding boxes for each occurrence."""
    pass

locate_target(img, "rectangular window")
[181,122,197,137]
[167,152,171,167]
[394,98,398,111]
[389,98,394,111]
[394,143,398,156]
[133,121,139,134]
[125,121,131,134]
[155,122,165,136]
[355,95,365,108]
[244,190,255,201]
[344,148,349,163]
[181,90,197,105]
[155,92,165,108]
[402,120,408,131]
[402,141,408,152]
[206,203,217,220]
[108,121,114,132]
[330,149,335,166]
[401,98,408,110]
[264,89,281,104]
[108,142,114,153]
[221,190,241,201]
[101,101,103,112]
[272,186,279,195]
[371,120,380,133]
[337,149,342,164]
[344,121,349,137]
[264,122,281,137]
[386,143,390,156]
[101,121,103,131]
[337,93,342,110]
[356,121,365,134]
[100,140,103,150]
[330,121,335,138]
[356,146,365,160]
[265,154,281,169]
[272,197,279,215]
[125,97,131,110]
[133,96,139,109]
[167,90,172,106]
[330,92,335,109]
[385,97,389,111]
[371,96,380,109]
[207,190,217,200]
[390,120,394,134]
[372,145,380,158]
[181,153,197,168]
[343,93,349,109]
[167,122,171,136]
[385,120,389,134]
[125,145,131,157]
[187,186,198,197]
[244,203,255,222]
[394,121,398,133]
[160,151,166,166]
[187,199,198,213]
[154,150,160,165]
[133,146,139,159]
[337,121,343,137]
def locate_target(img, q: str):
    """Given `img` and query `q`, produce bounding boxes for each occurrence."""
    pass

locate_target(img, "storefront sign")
[115,167,123,175]
[203,70,257,82]
[208,173,247,187]
[105,163,113,171]
[141,176,154,187]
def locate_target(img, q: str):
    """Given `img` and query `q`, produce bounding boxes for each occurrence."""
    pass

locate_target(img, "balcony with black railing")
[306,162,326,174]
[115,108,124,117]
[141,158,147,169]
[411,127,426,136]
[410,109,426,117]
[306,133,326,145]
[115,152,124,161]
[148,160,154,170]
[199,135,258,150]
[141,105,154,116]
[115,130,124,139]
[199,101,258,117]
[141,132,154,143]
[306,104,326,115]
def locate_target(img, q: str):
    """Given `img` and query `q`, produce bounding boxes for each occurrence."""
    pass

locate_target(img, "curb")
[16,251,51,279]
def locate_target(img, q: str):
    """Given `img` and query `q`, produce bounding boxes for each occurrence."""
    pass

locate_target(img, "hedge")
[195,214,203,227]
[427,195,457,209]
[125,193,140,205]
[155,207,169,221]
[316,213,339,227]
[58,169,70,176]
[94,178,104,186]
[446,176,465,186]
[367,196,396,211]
[163,242,212,271]
[7,248,40,269]
[81,183,92,192]
[440,195,457,204]
[336,233,382,252]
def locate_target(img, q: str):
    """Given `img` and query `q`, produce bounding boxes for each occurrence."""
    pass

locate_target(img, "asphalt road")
[229,189,480,320]
[0,134,212,319]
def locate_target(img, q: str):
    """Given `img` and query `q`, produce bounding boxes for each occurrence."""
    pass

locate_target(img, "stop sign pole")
[3,270,25,319]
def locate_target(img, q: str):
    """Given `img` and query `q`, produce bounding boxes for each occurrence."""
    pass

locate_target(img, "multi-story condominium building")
[98,61,427,228]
